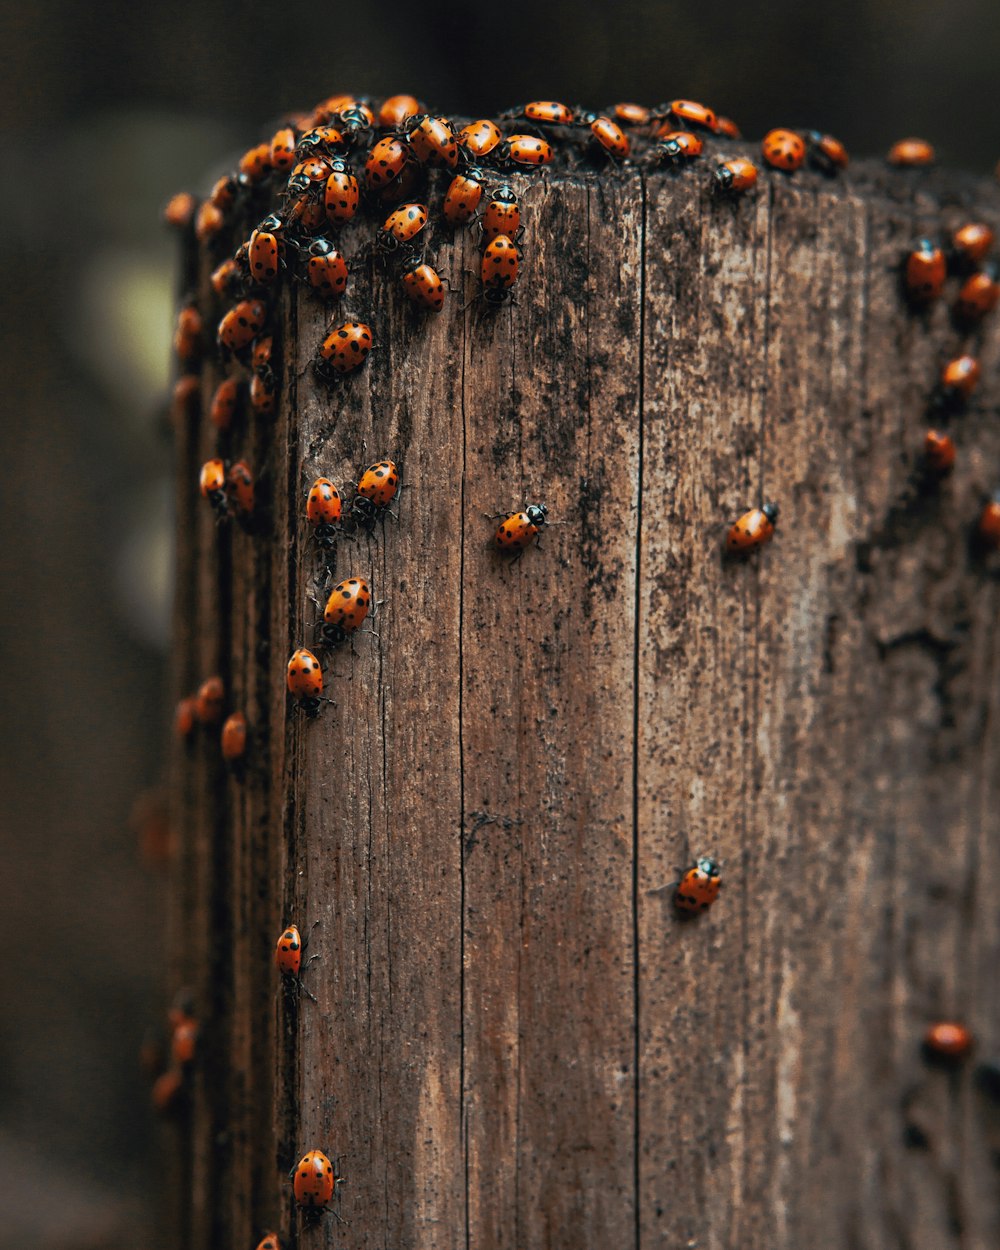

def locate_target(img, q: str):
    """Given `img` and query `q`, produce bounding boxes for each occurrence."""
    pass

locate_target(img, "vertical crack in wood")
[458,225,471,1250]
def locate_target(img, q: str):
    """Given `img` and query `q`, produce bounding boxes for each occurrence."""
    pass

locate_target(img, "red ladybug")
[171,1018,198,1066]
[939,354,980,403]
[714,115,742,139]
[247,217,283,285]
[292,1150,342,1213]
[226,460,254,517]
[443,168,486,226]
[495,504,548,553]
[458,119,505,160]
[954,266,1000,321]
[364,136,411,192]
[924,430,955,476]
[507,135,553,166]
[195,676,225,724]
[404,114,458,167]
[200,459,228,517]
[195,201,224,242]
[295,126,346,160]
[904,239,946,303]
[481,235,520,303]
[726,503,778,552]
[255,1235,280,1250]
[239,142,272,183]
[887,138,934,167]
[317,320,373,377]
[252,335,274,381]
[210,175,238,212]
[287,157,333,196]
[250,372,276,415]
[174,305,203,364]
[209,378,242,431]
[305,237,349,298]
[352,460,400,528]
[612,102,651,126]
[480,186,521,244]
[269,126,297,172]
[519,100,575,125]
[221,711,247,762]
[657,99,717,132]
[761,128,806,172]
[376,202,429,251]
[924,1021,973,1060]
[151,1068,184,1114]
[584,114,630,159]
[163,191,196,229]
[306,478,343,546]
[324,160,361,223]
[218,299,268,355]
[321,577,373,646]
[650,130,703,166]
[713,158,758,195]
[379,94,422,126]
[951,222,994,267]
[674,856,722,914]
[803,130,849,173]
[400,258,445,311]
[286,648,326,716]
[210,258,241,300]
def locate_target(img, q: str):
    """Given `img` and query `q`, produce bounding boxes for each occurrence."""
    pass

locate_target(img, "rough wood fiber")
[171,157,1000,1250]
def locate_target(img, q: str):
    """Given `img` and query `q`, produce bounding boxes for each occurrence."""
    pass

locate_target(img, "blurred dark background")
[1,1,999,1246]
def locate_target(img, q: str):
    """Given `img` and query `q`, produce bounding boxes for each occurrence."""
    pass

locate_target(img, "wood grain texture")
[171,154,1000,1250]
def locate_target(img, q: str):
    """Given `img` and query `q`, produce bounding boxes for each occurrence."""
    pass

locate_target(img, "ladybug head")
[762,501,780,524]
[308,237,335,257]
[257,213,284,233]
[525,504,548,528]
[695,856,720,878]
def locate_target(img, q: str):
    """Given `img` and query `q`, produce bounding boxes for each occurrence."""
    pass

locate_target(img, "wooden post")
[169,155,1000,1250]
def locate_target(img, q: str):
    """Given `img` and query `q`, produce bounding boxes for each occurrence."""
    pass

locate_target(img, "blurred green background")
[1,0,999,1246]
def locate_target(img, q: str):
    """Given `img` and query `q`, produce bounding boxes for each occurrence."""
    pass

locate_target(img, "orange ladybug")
[924,1021,973,1060]
[379,94,422,126]
[585,114,630,159]
[939,354,980,403]
[306,478,343,546]
[275,924,305,977]
[400,258,445,311]
[924,430,955,476]
[151,1067,184,1114]
[404,114,459,166]
[195,200,224,242]
[904,239,946,303]
[209,378,242,431]
[458,119,505,160]
[376,202,428,251]
[495,504,548,553]
[305,237,349,298]
[210,258,241,299]
[613,102,651,126]
[226,460,254,517]
[322,577,373,646]
[175,695,197,740]
[480,186,521,244]
[674,856,722,914]
[218,299,267,355]
[951,222,994,267]
[163,191,196,229]
[726,502,778,553]
[239,142,272,182]
[803,130,849,173]
[713,158,758,195]
[317,320,373,377]
[292,1150,342,1212]
[364,136,411,192]
[247,218,282,285]
[287,648,325,716]
[761,128,806,172]
[507,135,553,166]
[221,712,247,762]
[651,131,703,165]
[199,459,228,517]
[269,126,297,172]
[658,99,717,132]
[195,676,225,724]
[887,138,934,167]
[714,115,742,139]
[172,374,200,425]
[520,100,575,125]
[250,373,276,415]
[255,1234,281,1250]
[954,266,1000,321]
[173,305,203,364]
[977,494,1000,549]
[481,234,520,303]
[324,160,361,223]
[171,1019,198,1066]
[355,459,400,511]
[443,168,486,226]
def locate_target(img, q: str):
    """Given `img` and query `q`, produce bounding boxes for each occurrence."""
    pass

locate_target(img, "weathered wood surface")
[171,156,1000,1250]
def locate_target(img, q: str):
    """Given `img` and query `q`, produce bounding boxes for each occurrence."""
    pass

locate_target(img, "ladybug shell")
[357,461,400,508]
[590,115,630,158]
[269,127,297,172]
[905,242,946,301]
[524,100,575,124]
[952,222,994,265]
[239,142,272,182]
[290,157,332,185]
[209,378,241,431]
[364,136,410,190]
[812,132,849,171]
[924,1021,973,1058]
[407,115,458,167]
[307,248,349,297]
[954,270,1000,321]
[761,128,806,172]
[715,158,758,193]
[250,373,276,415]
[226,461,254,515]
[174,305,202,362]
[221,712,247,761]
[667,99,717,131]
[715,115,742,139]
[458,119,503,158]
[924,430,956,474]
[978,499,1000,548]
[218,300,267,352]
[481,235,519,290]
[613,102,651,125]
[195,201,224,241]
[381,202,428,244]
[508,135,553,166]
[324,578,372,632]
[307,478,343,527]
[171,1019,198,1065]
[481,189,520,244]
[324,165,361,223]
[495,510,541,551]
[195,676,225,724]
[210,175,237,211]
[320,321,373,374]
[164,191,196,229]
[726,505,777,552]
[658,130,703,158]
[175,696,197,739]
[941,354,980,399]
[252,335,273,376]
[443,172,485,225]
[275,925,303,976]
[888,138,934,166]
[248,229,280,284]
[379,94,422,126]
[151,1068,184,1114]
[296,126,345,156]
[287,649,323,698]
[401,262,445,311]
[674,858,722,913]
[199,458,226,497]
[293,1150,336,1207]
[255,1235,281,1250]
[210,258,240,298]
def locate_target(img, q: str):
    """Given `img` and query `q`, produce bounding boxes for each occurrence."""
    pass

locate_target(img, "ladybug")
[952,222,994,267]
[977,493,1000,549]
[954,265,1000,321]
[247,217,284,285]
[726,502,778,553]
[650,131,703,165]
[481,234,520,302]
[174,305,203,364]
[317,320,373,377]
[924,1021,974,1060]
[376,202,429,252]
[295,126,346,160]
[171,1018,198,1066]
[457,119,505,160]
[175,695,197,739]
[218,299,268,355]
[521,101,575,124]
[364,135,411,191]
[210,175,239,212]
[321,577,373,646]
[286,648,326,716]
[443,168,486,225]
[172,375,200,425]
[200,459,229,517]
[292,1150,343,1213]
[507,135,553,166]
[221,711,247,762]
[151,1068,184,1114]
[252,335,274,381]
[887,138,934,167]
[195,675,225,724]
[209,378,242,431]
[657,99,717,132]
[269,126,298,172]
[803,130,849,173]
[612,102,651,126]
[239,142,272,183]
[714,115,742,139]
[939,354,980,403]
[336,104,375,139]
[584,114,630,159]
[379,94,422,126]
[163,191,196,229]
[255,1235,280,1250]
[377,158,422,207]
[312,93,368,124]
[674,856,722,914]
[480,185,521,244]
[324,160,361,223]
[495,504,548,552]
[306,477,343,546]
[761,128,806,172]
[226,460,254,517]
[924,430,956,476]
[195,200,224,242]
[287,157,333,196]
[353,460,401,527]
[305,237,349,298]
[712,158,758,195]
[904,239,946,303]
[275,924,305,977]
[210,258,241,299]
[250,373,276,415]
[400,258,446,311]
[404,114,459,167]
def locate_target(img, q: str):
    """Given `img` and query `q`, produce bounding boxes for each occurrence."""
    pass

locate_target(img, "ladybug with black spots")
[320,577,373,647]
[674,856,722,914]
[275,923,318,1000]
[316,320,373,379]
[712,158,758,195]
[400,256,446,311]
[761,128,806,172]
[306,478,343,547]
[286,648,327,716]
[200,459,229,517]
[726,503,778,553]
[480,185,521,245]
[904,239,946,303]
[481,234,520,304]
[352,460,401,528]
[494,504,548,553]
[291,1149,344,1219]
